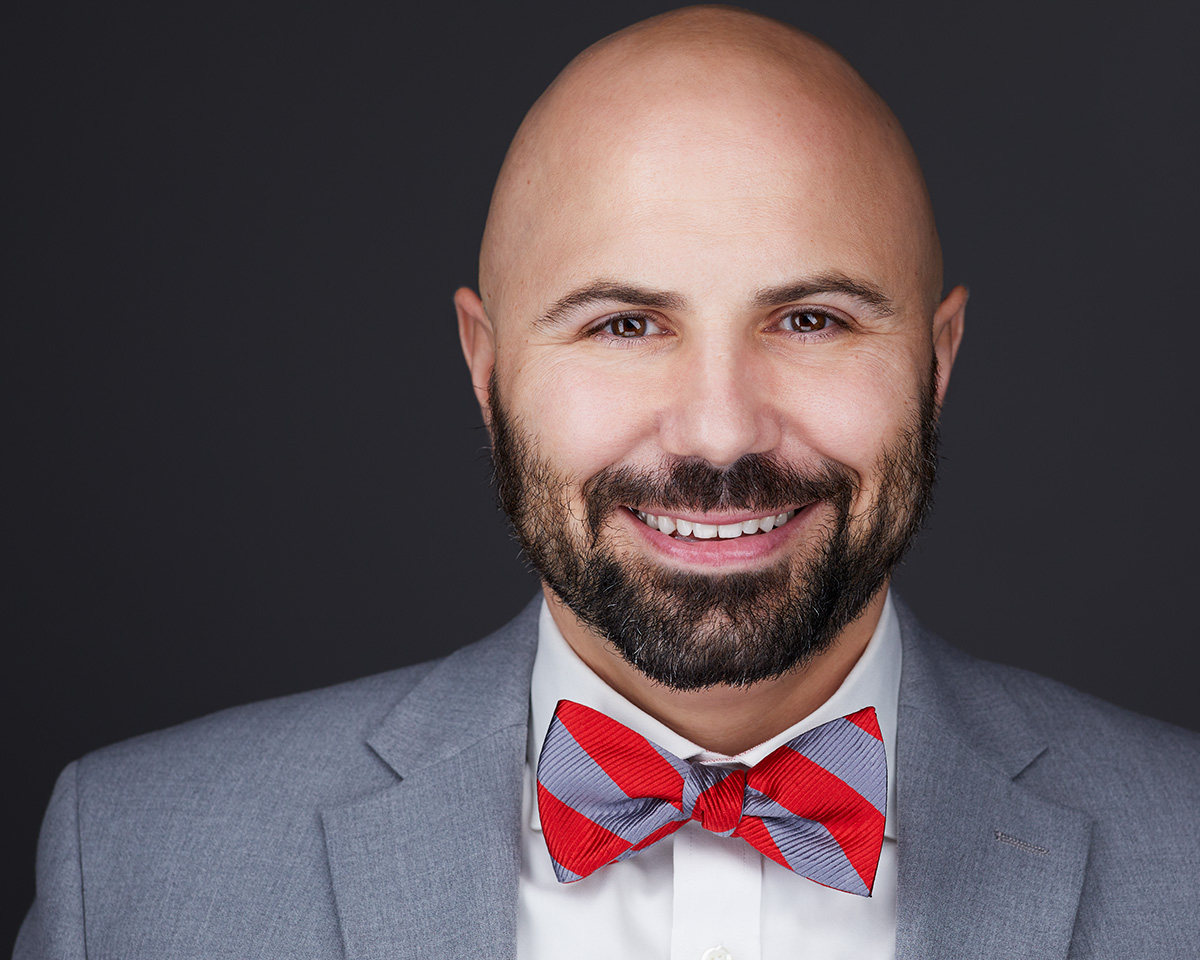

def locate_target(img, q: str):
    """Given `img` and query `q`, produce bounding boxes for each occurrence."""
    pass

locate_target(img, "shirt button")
[701,948,732,960]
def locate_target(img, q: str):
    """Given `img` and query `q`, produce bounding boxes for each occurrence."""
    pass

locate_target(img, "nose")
[657,338,781,468]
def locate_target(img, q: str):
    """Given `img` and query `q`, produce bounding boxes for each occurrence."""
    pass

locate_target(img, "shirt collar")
[528,590,901,839]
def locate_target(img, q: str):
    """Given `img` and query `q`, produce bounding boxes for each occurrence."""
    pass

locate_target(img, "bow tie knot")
[537,699,887,895]
[683,765,746,835]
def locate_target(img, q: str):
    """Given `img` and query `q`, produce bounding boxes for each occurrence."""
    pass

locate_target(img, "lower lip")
[619,503,822,569]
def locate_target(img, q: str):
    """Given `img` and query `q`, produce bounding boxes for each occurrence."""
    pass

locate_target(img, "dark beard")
[488,364,939,690]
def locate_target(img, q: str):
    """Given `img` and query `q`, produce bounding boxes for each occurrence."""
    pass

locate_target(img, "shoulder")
[977,654,1200,819]
[892,599,1200,951]
[76,660,433,808]
[896,597,1200,813]
[21,663,447,957]
[16,599,541,956]
[74,595,542,815]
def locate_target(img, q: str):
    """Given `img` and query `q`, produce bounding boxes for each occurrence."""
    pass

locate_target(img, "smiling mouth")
[632,507,799,541]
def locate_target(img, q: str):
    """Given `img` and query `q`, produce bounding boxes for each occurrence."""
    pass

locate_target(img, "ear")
[931,284,967,407]
[454,286,496,422]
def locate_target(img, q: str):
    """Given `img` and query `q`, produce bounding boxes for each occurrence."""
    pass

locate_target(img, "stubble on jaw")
[486,362,940,691]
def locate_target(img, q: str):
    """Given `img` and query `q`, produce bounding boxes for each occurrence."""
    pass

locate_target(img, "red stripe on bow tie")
[536,781,633,879]
[747,747,885,888]
[554,699,685,805]
[845,706,883,740]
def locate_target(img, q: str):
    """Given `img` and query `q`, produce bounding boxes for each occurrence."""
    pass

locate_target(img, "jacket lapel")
[892,600,1092,960]
[321,599,540,960]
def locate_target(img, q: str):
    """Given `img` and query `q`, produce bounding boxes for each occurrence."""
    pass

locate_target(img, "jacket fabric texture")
[16,595,1200,959]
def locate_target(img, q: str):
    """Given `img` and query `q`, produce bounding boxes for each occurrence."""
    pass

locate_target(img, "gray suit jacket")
[16,597,1200,958]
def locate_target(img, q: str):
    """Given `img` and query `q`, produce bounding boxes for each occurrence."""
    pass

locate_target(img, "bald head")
[478,5,942,326]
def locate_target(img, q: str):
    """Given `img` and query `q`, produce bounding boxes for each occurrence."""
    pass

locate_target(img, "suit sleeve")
[13,763,87,960]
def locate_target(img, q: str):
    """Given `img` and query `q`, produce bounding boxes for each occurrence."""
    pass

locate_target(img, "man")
[16,6,1200,959]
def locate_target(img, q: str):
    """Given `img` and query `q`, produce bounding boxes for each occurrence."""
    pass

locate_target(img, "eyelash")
[587,308,847,343]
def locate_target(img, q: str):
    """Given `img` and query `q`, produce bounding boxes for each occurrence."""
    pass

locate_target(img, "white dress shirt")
[518,591,902,960]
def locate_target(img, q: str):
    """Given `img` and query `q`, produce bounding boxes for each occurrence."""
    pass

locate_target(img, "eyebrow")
[753,273,895,317]
[535,282,689,328]
[533,271,895,328]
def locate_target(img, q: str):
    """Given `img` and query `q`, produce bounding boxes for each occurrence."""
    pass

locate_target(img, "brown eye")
[783,310,830,333]
[609,315,649,337]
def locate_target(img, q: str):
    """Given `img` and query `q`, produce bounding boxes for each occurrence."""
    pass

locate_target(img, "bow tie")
[536,699,887,896]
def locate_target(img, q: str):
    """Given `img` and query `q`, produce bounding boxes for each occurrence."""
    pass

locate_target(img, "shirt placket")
[670,817,763,960]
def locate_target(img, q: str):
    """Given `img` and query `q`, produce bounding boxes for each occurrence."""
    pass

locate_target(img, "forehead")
[490,80,933,320]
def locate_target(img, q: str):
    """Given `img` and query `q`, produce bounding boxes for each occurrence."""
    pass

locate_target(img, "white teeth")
[635,508,798,539]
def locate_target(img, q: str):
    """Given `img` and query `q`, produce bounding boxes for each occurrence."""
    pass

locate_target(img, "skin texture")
[456,5,966,754]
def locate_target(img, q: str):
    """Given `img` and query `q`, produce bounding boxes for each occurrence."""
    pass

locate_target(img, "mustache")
[581,454,857,534]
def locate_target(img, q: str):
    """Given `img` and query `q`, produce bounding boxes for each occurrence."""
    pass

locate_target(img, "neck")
[543,585,888,756]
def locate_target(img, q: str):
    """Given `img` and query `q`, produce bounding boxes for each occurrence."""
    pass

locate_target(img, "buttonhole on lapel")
[993,830,1049,855]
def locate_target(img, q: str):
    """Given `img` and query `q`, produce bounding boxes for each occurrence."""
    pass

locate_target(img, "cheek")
[770,350,924,478]
[502,353,658,482]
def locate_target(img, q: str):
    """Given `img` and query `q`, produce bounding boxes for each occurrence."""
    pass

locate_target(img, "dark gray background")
[6,0,1198,944]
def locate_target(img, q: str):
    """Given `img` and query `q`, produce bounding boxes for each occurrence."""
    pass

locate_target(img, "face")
[461,75,964,690]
